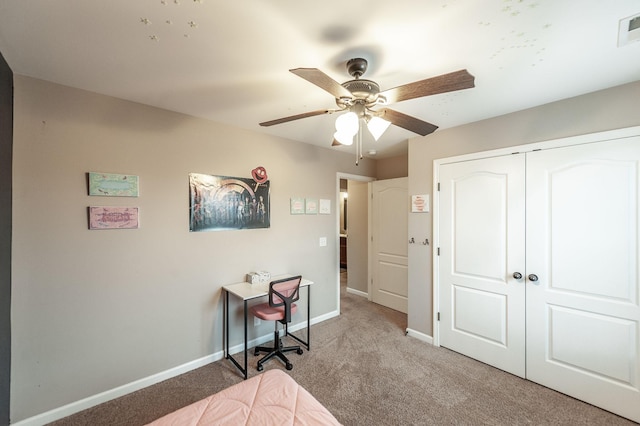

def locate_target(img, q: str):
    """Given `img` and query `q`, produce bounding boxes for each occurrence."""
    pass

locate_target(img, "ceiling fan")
[260,58,475,149]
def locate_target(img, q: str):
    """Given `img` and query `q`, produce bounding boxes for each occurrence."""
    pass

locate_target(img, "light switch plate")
[319,237,327,247]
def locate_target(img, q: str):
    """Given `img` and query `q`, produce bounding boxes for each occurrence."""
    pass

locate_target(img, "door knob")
[528,274,539,282]
[513,272,522,280]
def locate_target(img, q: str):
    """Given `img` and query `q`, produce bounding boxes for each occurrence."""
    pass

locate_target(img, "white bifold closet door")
[525,138,640,421]
[438,136,640,422]
[438,154,527,378]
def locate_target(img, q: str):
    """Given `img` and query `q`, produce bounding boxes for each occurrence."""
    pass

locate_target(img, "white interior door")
[371,178,408,313]
[438,155,526,377]
[526,138,640,422]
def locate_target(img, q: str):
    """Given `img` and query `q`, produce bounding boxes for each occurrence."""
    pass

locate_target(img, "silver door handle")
[528,274,539,282]
[513,272,522,280]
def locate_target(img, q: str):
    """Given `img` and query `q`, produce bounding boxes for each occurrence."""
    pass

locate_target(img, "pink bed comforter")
[146,369,342,425]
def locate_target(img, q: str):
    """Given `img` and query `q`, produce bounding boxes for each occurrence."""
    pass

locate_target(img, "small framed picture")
[290,197,305,215]
[305,198,318,214]
[88,172,139,197]
[411,194,429,213]
[319,199,331,214]
[89,206,139,229]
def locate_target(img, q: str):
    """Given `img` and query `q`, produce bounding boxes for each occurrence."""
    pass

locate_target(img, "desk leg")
[224,291,248,380]
[243,299,248,379]
[307,285,310,350]
[286,285,311,351]
[224,290,229,359]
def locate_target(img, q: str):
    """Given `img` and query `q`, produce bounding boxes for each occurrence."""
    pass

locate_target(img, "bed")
[145,369,342,425]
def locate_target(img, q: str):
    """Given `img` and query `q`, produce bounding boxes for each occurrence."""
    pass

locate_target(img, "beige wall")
[407,80,640,337]
[11,76,377,421]
[375,154,408,179]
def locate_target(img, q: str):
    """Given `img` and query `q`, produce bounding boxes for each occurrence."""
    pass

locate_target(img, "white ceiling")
[0,0,639,158]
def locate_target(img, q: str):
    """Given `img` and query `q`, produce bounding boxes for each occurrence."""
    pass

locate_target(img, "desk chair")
[250,275,304,371]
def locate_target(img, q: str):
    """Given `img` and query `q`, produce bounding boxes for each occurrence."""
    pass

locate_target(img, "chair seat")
[251,302,298,321]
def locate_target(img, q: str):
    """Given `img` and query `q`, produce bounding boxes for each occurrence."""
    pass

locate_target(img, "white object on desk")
[246,271,271,284]
[257,271,270,282]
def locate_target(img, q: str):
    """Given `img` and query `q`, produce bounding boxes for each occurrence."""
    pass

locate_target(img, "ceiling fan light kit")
[260,57,475,164]
[366,115,392,141]
[333,111,391,153]
[334,111,359,146]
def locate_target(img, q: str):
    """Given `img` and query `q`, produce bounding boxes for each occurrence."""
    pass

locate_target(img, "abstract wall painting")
[189,173,270,232]
[89,206,139,230]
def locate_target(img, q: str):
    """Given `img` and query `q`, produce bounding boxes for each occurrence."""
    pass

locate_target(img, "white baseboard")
[307,309,339,326]
[12,312,337,426]
[405,328,433,345]
[11,353,222,426]
[346,287,368,298]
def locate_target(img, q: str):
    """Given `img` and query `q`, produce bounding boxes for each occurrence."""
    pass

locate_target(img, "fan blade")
[259,109,332,127]
[377,108,438,136]
[290,68,353,99]
[379,69,475,104]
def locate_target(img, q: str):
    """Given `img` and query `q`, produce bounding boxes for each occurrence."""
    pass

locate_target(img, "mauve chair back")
[269,275,302,323]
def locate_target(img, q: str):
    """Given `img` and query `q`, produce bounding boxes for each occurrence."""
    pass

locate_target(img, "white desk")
[223,275,313,379]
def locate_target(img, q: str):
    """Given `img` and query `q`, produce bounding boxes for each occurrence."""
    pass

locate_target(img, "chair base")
[254,328,303,371]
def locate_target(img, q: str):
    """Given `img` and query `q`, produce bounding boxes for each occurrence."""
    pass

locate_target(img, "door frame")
[336,172,375,314]
[432,125,640,346]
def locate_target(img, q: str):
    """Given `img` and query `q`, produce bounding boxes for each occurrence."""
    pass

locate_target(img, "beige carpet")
[50,272,636,425]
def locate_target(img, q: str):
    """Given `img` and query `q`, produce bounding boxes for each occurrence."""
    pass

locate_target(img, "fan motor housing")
[339,79,380,106]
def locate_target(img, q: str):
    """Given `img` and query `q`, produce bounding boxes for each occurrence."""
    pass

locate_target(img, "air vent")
[618,13,640,46]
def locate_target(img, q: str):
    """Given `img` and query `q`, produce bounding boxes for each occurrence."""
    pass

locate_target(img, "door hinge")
[437,182,440,191]
[437,247,440,256]
[437,312,440,321]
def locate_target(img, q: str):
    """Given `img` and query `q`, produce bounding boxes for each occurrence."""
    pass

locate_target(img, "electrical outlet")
[254,317,261,326]
[319,237,327,247]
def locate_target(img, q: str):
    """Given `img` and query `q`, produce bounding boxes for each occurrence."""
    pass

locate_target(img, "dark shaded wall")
[0,50,12,426]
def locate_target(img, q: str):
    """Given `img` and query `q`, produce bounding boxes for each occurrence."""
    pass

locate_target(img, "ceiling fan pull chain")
[359,121,363,160]
[355,119,363,166]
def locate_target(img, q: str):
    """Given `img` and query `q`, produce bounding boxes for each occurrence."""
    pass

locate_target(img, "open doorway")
[336,173,375,314]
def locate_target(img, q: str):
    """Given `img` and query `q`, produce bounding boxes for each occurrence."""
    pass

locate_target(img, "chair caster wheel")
[296,348,303,355]
[257,364,263,372]
[286,363,293,371]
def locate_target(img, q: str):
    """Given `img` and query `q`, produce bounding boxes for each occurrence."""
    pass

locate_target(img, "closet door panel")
[526,137,640,423]
[438,154,526,377]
